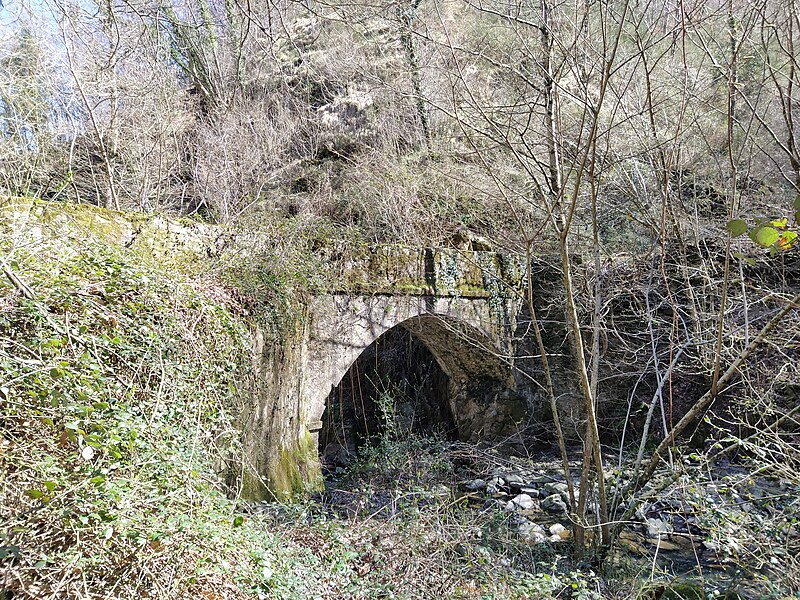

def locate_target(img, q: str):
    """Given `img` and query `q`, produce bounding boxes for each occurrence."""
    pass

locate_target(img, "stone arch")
[318,324,457,468]
[400,313,519,441]
[302,294,525,445]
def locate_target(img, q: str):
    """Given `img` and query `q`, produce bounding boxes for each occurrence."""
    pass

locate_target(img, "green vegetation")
[0,223,265,596]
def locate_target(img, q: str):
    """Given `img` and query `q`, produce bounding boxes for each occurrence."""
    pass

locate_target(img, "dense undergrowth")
[306,435,606,599]
[306,432,800,599]
[0,222,351,599]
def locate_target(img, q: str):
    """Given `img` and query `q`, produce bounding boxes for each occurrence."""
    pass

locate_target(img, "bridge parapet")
[327,244,525,299]
[0,198,524,303]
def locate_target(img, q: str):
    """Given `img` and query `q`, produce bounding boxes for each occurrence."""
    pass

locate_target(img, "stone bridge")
[0,198,538,500]
[245,245,536,498]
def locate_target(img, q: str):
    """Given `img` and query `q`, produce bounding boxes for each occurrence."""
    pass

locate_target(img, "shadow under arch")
[317,312,525,468]
[402,313,523,440]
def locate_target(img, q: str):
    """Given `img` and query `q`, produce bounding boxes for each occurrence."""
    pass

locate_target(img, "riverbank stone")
[542,494,568,514]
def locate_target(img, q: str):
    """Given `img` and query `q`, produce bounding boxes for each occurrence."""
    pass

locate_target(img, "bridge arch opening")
[318,325,457,472]
[317,313,521,473]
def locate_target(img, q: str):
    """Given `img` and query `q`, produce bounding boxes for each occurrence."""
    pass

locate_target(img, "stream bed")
[251,441,799,598]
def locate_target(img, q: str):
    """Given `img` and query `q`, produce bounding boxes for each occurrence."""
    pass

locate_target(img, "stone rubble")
[459,460,798,575]
[456,461,785,558]
[541,494,568,514]
[461,467,576,545]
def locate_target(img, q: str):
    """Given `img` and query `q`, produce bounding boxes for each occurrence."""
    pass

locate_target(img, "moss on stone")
[45,202,137,246]
[270,432,324,500]
[0,198,217,273]
[240,468,270,501]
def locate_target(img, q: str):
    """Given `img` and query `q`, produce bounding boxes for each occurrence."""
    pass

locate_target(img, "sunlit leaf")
[769,217,788,229]
[726,219,748,236]
[749,226,781,248]
[778,231,798,250]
